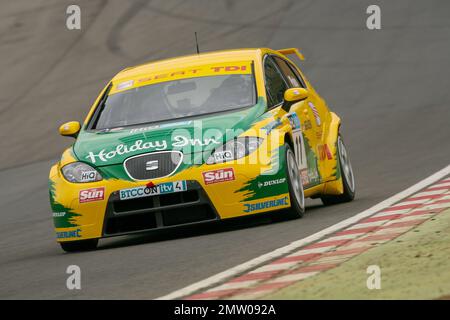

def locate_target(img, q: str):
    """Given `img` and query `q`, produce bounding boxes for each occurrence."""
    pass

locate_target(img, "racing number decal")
[287,113,307,171]
[294,135,303,167]
[293,130,307,171]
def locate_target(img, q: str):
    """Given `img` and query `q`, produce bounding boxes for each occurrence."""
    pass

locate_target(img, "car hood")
[74,98,267,167]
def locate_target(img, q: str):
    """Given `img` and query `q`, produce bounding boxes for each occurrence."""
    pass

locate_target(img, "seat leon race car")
[49,48,355,252]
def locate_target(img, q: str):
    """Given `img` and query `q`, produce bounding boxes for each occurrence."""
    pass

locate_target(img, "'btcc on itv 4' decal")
[119,181,187,201]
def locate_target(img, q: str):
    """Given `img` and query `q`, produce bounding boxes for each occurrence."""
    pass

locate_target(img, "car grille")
[103,181,218,236]
[124,151,182,180]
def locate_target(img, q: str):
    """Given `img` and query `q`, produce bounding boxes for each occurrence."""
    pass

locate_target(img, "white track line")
[157,165,450,300]
[285,246,334,256]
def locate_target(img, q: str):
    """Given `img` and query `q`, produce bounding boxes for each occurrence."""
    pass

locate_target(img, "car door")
[279,57,333,185]
[281,58,327,145]
[263,55,320,187]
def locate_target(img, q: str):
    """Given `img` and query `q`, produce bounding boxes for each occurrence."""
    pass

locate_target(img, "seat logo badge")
[145,160,159,171]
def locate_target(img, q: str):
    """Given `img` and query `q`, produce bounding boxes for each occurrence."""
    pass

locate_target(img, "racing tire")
[282,143,305,219]
[60,239,98,252]
[321,134,355,205]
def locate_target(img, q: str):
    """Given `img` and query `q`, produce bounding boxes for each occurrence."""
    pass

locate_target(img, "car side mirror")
[282,88,309,111]
[59,121,81,138]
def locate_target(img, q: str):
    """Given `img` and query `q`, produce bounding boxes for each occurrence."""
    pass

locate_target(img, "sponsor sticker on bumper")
[119,181,187,200]
[243,195,289,213]
[202,168,235,185]
[56,228,82,239]
[79,187,105,203]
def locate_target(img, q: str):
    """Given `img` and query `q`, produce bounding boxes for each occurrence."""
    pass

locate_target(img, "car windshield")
[92,74,256,130]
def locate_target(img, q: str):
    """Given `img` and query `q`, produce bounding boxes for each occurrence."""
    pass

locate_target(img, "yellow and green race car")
[49,48,355,252]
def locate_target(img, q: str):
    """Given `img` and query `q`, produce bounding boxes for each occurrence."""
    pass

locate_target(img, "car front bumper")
[49,154,291,242]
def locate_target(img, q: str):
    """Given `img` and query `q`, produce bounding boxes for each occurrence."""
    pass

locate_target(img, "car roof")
[112,48,270,82]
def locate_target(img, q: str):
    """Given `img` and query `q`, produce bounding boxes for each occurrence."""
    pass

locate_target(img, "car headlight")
[207,137,263,164]
[61,162,103,183]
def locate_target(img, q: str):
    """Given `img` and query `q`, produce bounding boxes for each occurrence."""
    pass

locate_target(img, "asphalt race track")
[1,0,449,299]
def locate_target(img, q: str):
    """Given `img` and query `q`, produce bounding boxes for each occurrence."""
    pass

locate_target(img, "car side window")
[287,61,307,88]
[264,56,288,108]
[272,56,305,88]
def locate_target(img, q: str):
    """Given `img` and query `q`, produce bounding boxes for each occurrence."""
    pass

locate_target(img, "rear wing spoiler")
[276,48,305,61]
